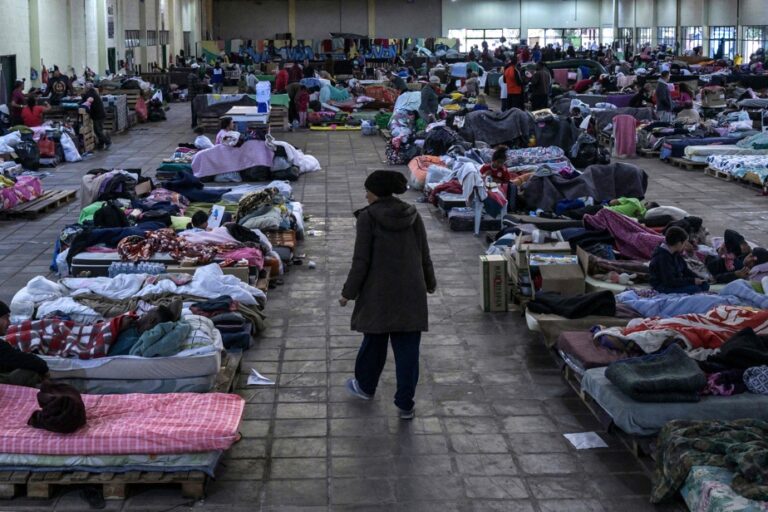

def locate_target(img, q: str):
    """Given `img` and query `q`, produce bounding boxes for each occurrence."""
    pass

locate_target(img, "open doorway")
[0,54,17,104]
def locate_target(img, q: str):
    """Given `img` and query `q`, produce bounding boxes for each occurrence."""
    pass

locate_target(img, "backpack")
[570,133,599,169]
[93,201,129,228]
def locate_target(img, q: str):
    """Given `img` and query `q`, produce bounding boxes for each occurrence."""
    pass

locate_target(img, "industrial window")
[125,30,140,48]
[448,29,520,52]
[618,27,633,45]
[601,28,614,47]
[146,30,158,46]
[709,26,736,58]
[742,26,767,59]
[657,27,676,48]
[682,26,703,52]
[159,30,170,45]
[636,28,652,47]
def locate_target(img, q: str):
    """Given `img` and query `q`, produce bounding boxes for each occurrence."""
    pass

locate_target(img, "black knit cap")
[0,301,9,317]
[752,248,768,266]
[364,170,408,197]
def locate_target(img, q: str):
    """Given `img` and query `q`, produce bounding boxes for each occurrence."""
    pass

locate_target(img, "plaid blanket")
[0,384,244,455]
[6,316,127,359]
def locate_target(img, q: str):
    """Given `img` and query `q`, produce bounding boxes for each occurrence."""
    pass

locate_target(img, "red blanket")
[623,306,768,351]
[6,316,127,359]
[0,385,244,455]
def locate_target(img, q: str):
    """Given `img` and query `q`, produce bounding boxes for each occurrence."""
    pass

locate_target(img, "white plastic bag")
[0,131,22,153]
[60,132,82,161]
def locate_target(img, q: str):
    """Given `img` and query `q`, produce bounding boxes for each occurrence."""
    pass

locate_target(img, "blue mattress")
[581,367,768,436]
[661,137,741,159]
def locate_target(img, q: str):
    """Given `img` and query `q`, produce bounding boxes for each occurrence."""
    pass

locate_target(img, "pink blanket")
[584,208,663,261]
[0,385,244,455]
[191,140,274,178]
[613,114,637,157]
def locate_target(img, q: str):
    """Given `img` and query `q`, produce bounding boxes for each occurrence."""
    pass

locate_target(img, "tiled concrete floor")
[1,104,765,511]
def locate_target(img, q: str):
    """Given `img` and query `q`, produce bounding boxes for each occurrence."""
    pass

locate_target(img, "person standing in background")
[529,62,551,110]
[504,57,524,110]
[81,83,111,150]
[210,61,224,94]
[9,80,26,125]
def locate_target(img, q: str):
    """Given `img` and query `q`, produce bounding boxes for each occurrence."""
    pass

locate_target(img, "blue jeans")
[355,332,421,411]
[657,282,710,294]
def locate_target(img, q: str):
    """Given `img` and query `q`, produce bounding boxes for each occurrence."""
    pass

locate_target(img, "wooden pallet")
[638,148,660,158]
[0,471,30,498]
[197,116,220,133]
[0,190,77,220]
[668,156,708,171]
[380,129,392,141]
[25,470,206,500]
[214,351,242,393]
[269,107,289,131]
[704,166,735,182]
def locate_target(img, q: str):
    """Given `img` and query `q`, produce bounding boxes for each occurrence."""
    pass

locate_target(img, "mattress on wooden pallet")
[0,451,222,477]
[70,251,177,277]
[42,315,223,394]
[681,466,768,512]
[581,367,768,436]
[525,310,633,348]
[683,144,768,161]
[555,331,628,374]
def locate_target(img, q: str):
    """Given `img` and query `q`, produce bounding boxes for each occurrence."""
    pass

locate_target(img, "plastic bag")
[60,132,82,162]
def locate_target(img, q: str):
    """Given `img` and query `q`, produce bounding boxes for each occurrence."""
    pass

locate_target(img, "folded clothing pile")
[191,295,251,350]
[605,344,707,402]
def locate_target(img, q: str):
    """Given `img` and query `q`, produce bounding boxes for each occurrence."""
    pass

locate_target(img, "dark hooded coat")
[342,196,436,333]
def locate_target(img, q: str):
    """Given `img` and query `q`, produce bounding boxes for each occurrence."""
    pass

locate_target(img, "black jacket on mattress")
[526,290,616,319]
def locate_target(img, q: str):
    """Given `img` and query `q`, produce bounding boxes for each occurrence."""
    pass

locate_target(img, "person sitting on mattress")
[215,117,235,145]
[649,226,710,294]
[185,210,210,232]
[0,301,49,387]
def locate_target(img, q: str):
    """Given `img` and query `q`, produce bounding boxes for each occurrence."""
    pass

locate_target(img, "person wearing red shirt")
[275,66,289,93]
[20,96,49,127]
[9,80,26,125]
[480,146,512,184]
[296,85,310,128]
[503,57,524,110]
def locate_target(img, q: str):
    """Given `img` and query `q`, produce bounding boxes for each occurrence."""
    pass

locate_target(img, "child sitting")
[193,126,214,150]
[479,146,512,184]
[649,226,709,294]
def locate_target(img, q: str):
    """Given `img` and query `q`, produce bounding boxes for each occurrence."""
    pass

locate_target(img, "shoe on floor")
[345,378,372,400]
[398,407,415,420]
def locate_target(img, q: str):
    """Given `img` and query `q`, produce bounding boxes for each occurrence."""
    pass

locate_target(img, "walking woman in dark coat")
[340,170,436,419]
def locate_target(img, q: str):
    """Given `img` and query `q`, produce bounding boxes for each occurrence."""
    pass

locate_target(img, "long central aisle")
[0,106,687,512]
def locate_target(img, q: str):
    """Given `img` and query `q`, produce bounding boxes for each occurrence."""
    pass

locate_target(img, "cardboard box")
[506,240,571,274]
[528,253,585,298]
[479,255,508,312]
[166,265,250,284]
[135,180,153,197]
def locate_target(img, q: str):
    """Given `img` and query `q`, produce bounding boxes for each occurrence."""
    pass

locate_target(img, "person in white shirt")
[498,74,507,105]
[193,127,214,149]
[245,69,258,94]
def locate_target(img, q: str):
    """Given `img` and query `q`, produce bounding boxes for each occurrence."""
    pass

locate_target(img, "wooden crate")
[0,190,77,220]
[197,116,220,133]
[0,471,30,498]
[704,166,735,182]
[213,351,242,393]
[25,470,207,500]
[269,107,289,131]
[122,89,143,110]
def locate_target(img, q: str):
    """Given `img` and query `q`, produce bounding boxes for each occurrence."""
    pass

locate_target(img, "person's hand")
[338,297,349,307]
[694,278,704,285]
[735,267,749,278]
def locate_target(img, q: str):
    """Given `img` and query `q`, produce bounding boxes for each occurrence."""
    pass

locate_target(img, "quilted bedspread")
[0,385,244,455]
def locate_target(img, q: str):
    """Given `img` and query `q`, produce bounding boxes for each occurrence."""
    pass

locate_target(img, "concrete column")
[96,0,108,73]
[368,0,375,38]
[139,0,147,71]
[28,0,41,87]
[288,0,296,38]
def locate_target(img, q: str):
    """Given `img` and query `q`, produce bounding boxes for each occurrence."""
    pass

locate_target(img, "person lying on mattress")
[649,226,710,294]
[0,301,49,387]
[707,246,768,284]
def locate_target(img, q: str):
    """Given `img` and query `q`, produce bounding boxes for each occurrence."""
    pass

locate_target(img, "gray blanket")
[593,107,654,131]
[459,108,534,146]
[522,162,648,212]
[605,344,706,402]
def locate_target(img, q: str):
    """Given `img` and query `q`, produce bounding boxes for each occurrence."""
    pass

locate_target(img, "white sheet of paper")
[247,368,275,386]
[207,204,226,228]
[563,432,609,450]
